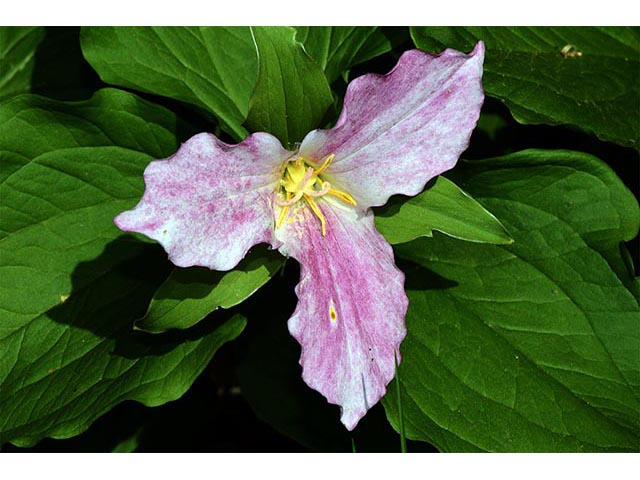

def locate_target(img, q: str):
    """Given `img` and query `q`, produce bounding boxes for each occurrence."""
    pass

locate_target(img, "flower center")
[275,154,356,236]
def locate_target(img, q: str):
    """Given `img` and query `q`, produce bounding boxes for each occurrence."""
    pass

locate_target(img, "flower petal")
[276,200,408,430]
[116,132,291,270]
[299,42,485,208]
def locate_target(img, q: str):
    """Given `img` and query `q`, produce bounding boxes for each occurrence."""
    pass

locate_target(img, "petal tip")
[340,410,365,431]
[472,40,486,57]
[470,41,486,73]
[113,210,135,232]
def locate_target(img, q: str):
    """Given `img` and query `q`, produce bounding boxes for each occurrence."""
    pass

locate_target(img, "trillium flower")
[115,42,485,430]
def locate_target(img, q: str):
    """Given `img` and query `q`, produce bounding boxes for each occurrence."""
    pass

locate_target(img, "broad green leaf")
[447,149,640,293]
[411,27,640,149]
[295,26,396,84]
[80,27,258,140]
[375,175,513,245]
[245,26,334,147]
[137,247,283,334]
[383,150,640,452]
[0,88,185,231]
[0,26,45,101]
[0,90,246,446]
[4,400,149,452]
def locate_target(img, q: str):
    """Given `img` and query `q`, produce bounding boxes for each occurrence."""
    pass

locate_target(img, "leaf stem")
[395,352,407,453]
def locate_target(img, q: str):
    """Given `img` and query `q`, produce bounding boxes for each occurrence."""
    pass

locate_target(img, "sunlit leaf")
[245,26,334,147]
[138,248,283,334]
[295,26,397,83]
[81,27,258,139]
[375,176,513,245]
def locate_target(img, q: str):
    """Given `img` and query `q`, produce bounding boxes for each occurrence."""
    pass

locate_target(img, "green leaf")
[80,27,258,140]
[0,90,245,446]
[137,247,283,334]
[383,149,640,452]
[245,26,334,147]
[411,27,640,149]
[374,176,513,245]
[295,26,396,84]
[4,400,150,452]
[0,88,184,225]
[0,27,45,101]
[448,150,640,293]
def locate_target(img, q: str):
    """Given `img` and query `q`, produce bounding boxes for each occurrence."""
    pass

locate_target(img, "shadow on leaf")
[47,235,237,360]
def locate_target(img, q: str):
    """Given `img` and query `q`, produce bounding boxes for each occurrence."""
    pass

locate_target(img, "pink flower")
[115,43,485,430]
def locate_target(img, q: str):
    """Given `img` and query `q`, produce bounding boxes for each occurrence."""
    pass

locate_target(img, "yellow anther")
[314,154,335,175]
[303,194,326,236]
[327,188,357,206]
[276,191,292,228]
[275,153,354,236]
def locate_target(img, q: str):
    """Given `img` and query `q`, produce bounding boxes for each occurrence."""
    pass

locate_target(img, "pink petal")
[298,42,485,209]
[276,200,408,430]
[115,132,291,271]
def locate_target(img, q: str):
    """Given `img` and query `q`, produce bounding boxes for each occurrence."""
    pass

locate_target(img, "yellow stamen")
[276,191,292,228]
[327,188,357,206]
[314,154,335,175]
[303,194,326,236]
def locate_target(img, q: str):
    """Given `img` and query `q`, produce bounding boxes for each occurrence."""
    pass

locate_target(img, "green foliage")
[295,27,397,84]
[245,26,334,147]
[411,27,640,149]
[0,27,45,101]
[375,176,513,245]
[0,88,181,187]
[0,90,245,446]
[383,150,640,452]
[138,248,283,333]
[80,27,258,140]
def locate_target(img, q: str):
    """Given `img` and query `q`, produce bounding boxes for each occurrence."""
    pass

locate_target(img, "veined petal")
[115,132,291,271]
[299,42,485,209]
[276,201,408,430]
